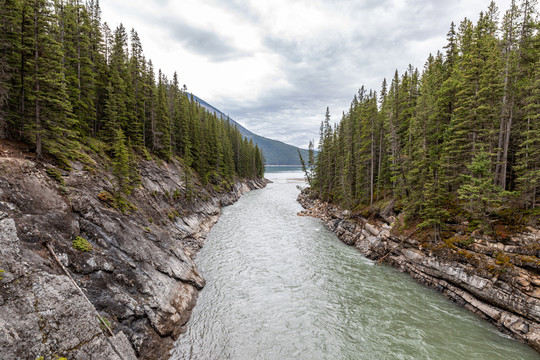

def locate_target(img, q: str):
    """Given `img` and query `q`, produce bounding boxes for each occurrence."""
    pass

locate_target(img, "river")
[171,167,539,360]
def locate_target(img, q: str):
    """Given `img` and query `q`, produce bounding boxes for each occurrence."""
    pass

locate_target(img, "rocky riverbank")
[0,143,267,360]
[297,190,540,354]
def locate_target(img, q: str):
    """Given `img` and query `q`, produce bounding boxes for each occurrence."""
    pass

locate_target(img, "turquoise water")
[171,167,539,359]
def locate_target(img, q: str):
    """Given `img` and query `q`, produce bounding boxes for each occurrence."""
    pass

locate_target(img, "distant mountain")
[191,94,309,166]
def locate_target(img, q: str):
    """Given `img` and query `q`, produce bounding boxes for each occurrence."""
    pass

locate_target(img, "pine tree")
[515,21,540,209]
[154,69,171,160]
[170,71,181,154]
[255,144,264,178]
[59,0,95,138]
[127,28,144,149]
[29,0,77,161]
[444,18,481,191]
[0,0,21,138]
[458,149,508,220]
[112,127,130,195]
[418,167,449,240]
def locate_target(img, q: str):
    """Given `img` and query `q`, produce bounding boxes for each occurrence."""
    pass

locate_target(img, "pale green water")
[171,168,539,360]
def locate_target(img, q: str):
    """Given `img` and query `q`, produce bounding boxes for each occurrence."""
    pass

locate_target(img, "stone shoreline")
[297,191,540,354]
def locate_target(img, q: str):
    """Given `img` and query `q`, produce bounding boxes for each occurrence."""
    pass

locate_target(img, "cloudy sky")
[101,0,512,148]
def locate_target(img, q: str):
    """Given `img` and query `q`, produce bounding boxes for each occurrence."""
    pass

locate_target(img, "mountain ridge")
[191,94,309,166]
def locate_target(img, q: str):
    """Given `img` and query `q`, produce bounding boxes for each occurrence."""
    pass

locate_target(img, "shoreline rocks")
[297,191,540,354]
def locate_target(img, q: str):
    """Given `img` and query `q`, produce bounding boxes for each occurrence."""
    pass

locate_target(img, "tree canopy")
[0,0,265,184]
[308,0,539,235]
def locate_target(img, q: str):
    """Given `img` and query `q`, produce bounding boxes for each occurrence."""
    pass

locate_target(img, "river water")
[171,167,539,360]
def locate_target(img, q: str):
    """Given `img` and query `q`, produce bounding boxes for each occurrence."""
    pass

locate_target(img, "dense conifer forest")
[306,1,539,237]
[0,0,265,192]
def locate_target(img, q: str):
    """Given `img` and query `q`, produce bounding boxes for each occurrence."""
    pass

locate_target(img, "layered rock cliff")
[298,190,540,354]
[0,142,266,359]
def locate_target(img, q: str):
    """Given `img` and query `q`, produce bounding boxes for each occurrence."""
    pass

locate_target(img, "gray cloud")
[103,0,513,148]
[104,1,246,62]
[161,19,247,62]
[208,0,510,148]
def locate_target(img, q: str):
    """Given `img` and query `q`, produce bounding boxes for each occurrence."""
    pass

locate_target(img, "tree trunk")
[20,5,26,137]
[501,106,513,189]
[496,55,510,186]
[34,1,41,158]
[370,116,375,205]
[377,126,383,201]
[77,0,81,102]
[496,2,515,188]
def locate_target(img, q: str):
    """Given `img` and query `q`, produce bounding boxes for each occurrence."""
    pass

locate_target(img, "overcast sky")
[101,0,512,148]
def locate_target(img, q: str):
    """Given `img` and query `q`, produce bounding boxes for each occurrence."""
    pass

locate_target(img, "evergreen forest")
[306,1,539,237]
[0,0,265,194]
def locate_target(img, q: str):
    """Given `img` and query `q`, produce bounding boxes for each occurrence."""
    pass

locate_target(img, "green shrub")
[115,196,137,214]
[98,191,137,214]
[453,235,474,248]
[98,190,115,204]
[73,236,92,252]
[46,167,65,186]
[69,150,96,167]
[142,148,152,161]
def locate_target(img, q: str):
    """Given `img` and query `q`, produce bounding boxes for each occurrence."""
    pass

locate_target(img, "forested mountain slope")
[0,0,264,184]
[192,94,310,165]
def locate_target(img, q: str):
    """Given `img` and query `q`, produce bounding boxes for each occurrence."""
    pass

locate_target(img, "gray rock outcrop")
[0,154,267,359]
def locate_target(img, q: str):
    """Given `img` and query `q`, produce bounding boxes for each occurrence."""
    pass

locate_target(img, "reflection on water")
[171,168,539,360]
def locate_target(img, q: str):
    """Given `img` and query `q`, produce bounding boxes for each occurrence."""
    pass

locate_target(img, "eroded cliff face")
[297,191,540,354]
[0,146,267,360]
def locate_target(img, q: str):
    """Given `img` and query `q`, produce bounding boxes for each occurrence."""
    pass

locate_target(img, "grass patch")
[98,315,113,332]
[72,236,92,252]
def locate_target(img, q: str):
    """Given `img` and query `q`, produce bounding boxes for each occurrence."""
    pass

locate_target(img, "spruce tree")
[112,127,130,195]
[0,0,21,138]
[458,149,508,220]
[29,0,76,161]
[515,27,540,209]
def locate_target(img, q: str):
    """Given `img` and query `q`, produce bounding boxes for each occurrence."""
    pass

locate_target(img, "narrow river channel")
[171,167,539,360]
